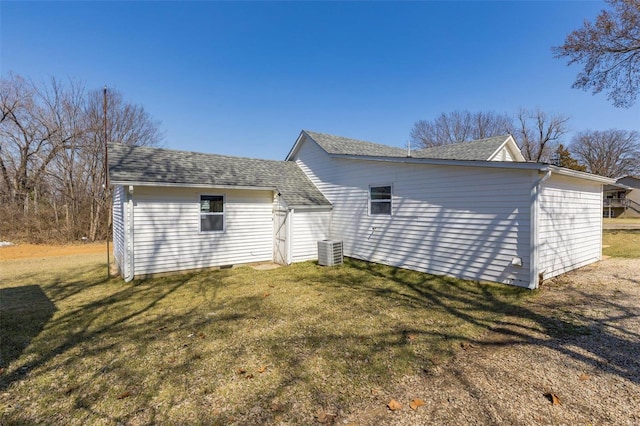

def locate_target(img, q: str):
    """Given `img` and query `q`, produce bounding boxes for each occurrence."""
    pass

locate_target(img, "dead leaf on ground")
[544,393,561,405]
[245,373,254,379]
[429,356,442,366]
[64,385,79,394]
[157,326,167,331]
[197,332,206,339]
[235,368,246,375]
[117,391,131,400]
[263,292,270,298]
[579,373,590,381]
[387,399,402,411]
[257,365,267,373]
[460,342,477,350]
[271,403,286,412]
[409,398,425,410]
[315,409,337,423]
[371,388,380,395]
[407,334,417,341]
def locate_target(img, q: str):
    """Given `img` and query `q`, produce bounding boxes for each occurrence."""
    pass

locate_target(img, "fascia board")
[110,181,277,191]
[286,205,333,211]
[329,153,547,170]
[487,135,526,162]
[548,166,616,184]
[284,130,309,161]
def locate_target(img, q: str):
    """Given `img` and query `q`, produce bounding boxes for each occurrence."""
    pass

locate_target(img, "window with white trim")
[370,185,392,215]
[200,195,224,232]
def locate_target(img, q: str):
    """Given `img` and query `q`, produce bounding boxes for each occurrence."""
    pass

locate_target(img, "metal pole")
[104,86,110,278]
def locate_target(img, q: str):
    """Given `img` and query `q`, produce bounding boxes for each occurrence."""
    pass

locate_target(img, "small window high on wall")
[200,195,224,232]
[370,185,392,215]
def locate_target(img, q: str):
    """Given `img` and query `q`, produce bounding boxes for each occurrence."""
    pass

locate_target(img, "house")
[603,176,640,218]
[109,130,614,288]
[108,145,332,280]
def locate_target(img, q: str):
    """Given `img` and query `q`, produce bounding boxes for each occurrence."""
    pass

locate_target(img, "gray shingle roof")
[303,131,409,157]
[108,143,331,207]
[412,135,509,160]
[303,130,510,161]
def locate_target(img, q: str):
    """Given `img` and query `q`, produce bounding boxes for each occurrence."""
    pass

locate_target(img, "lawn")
[603,230,640,258]
[0,254,530,424]
[603,217,640,224]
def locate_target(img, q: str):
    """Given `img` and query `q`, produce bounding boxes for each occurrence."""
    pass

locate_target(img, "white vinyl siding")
[291,209,331,262]
[491,146,514,161]
[131,187,273,275]
[292,136,533,287]
[537,174,603,280]
[112,185,126,276]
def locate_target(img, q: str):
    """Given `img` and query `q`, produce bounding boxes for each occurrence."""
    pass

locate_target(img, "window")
[370,185,392,215]
[200,195,224,232]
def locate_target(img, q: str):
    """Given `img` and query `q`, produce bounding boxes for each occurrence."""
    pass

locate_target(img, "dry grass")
[0,255,529,424]
[603,217,640,224]
[603,230,640,258]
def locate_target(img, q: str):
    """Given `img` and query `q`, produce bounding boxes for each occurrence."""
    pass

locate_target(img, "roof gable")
[108,143,331,208]
[291,130,409,158]
[288,130,524,162]
[411,135,525,161]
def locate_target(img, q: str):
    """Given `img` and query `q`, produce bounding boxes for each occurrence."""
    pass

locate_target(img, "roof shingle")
[303,130,511,161]
[108,143,331,207]
[412,135,509,160]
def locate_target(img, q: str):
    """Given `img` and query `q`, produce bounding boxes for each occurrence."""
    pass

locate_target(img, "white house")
[109,130,614,288]
[109,144,332,281]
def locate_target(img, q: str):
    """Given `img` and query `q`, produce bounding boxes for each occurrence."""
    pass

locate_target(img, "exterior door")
[273,208,288,265]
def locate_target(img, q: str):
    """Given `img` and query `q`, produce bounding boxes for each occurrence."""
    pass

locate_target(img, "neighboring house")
[109,131,614,289]
[603,176,640,218]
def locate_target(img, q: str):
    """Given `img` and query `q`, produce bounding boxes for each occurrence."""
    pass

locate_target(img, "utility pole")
[104,86,110,278]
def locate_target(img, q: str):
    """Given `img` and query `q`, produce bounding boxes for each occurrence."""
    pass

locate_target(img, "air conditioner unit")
[317,240,343,266]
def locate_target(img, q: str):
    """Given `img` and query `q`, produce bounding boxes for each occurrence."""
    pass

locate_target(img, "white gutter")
[529,168,552,289]
[110,181,277,191]
[124,185,135,282]
[329,154,617,184]
[547,165,615,184]
[286,204,333,211]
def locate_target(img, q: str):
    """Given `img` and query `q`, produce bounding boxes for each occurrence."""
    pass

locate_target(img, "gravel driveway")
[348,257,640,425]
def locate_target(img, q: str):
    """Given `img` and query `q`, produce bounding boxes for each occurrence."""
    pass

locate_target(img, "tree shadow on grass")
[2,259,639,425]
[343,258,640,386]
[0,285,57,371]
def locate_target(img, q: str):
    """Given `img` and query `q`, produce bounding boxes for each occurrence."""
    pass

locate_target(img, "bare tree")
[569,129,640,177]
[0,73,164,242]
[553,0,640,108]
[410,110,512,148]
[511,108,570,162]
[0,74,83,214]
[80,89,164,240]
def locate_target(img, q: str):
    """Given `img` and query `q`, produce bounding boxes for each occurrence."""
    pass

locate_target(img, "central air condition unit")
[317,240,343,266]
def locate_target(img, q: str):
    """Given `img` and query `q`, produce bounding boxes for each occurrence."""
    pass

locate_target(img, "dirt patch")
[0,242,108,260]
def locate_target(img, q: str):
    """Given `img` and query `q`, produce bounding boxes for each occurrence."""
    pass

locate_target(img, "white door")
[273,209,288,265]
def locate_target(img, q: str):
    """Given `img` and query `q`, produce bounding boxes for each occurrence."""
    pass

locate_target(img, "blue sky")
[2,1,638,160]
